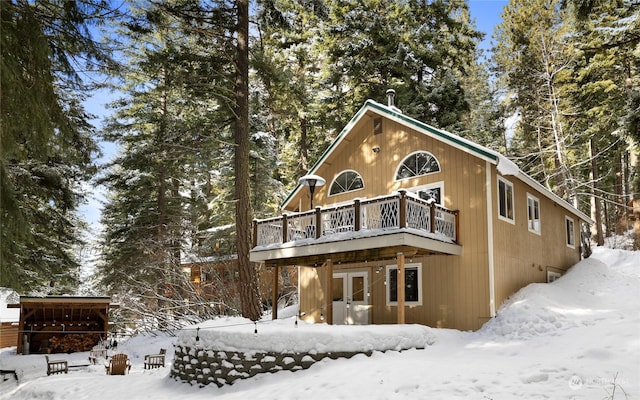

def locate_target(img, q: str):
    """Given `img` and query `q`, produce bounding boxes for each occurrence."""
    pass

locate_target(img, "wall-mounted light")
[372,147,380,153]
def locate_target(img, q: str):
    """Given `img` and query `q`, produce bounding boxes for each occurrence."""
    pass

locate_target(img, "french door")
[332,271,369,325]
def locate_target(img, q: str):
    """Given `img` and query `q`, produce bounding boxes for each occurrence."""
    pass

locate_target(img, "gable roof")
[282,100,592,224]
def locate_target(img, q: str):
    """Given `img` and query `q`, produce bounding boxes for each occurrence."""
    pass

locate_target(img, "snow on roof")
[180,253,236,265]
[0,288,20,322]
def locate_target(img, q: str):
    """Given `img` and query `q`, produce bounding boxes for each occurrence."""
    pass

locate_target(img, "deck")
[250,190,461,266]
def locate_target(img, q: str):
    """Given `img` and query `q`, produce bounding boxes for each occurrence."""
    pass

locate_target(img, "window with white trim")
[527,193,541,234]
[565,216,575,248]
[547,270,562,283]
[395,151,440,181]
[386,263,422,306]
[413,182,444,206]
[498,177,514,223]
[329,170,364,196]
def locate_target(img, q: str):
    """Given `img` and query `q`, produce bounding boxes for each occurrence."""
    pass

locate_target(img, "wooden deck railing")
[252,190,459,248]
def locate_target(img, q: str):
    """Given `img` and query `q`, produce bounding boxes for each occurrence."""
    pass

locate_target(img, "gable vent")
[373,117,383,135]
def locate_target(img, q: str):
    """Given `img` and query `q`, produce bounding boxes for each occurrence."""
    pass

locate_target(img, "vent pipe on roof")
[385,89,402,113]
[386,89,396,107]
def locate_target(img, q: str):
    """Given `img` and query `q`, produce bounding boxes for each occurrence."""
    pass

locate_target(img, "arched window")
[329,170,364,195]
[395,151,440,180]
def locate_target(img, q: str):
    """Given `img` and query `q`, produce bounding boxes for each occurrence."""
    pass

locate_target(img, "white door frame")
[332,271,369,325]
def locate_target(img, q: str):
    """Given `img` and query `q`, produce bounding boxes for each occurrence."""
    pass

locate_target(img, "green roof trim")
[365,101,498,162]
[280,102,372,208]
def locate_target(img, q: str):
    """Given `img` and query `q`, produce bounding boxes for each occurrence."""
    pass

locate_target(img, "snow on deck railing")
[252,190,458,248]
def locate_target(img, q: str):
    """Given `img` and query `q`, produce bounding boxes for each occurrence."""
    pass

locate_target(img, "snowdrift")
[0,247,638,399]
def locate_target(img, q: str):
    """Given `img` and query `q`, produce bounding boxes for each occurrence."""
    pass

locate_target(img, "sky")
[1,245,638,399]
[77,0,510,233]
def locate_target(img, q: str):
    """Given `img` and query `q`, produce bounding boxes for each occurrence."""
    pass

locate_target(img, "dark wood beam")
[266,246,419,268]
[272,265,279,320]
[397,252,405,324]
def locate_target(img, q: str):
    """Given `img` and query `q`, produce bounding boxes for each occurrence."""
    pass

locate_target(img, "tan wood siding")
[292,111,583,332]
[296,116,493,331]
[491,165,583,310]
[299,266,327,323]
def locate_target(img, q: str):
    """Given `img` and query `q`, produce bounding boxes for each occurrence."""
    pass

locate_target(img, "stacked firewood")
[48,333,101,353]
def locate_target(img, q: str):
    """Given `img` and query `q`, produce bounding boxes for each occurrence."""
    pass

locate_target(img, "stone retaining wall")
[171,346,372,387]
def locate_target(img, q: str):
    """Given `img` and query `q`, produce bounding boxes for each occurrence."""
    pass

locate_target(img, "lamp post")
[298,174,325,210]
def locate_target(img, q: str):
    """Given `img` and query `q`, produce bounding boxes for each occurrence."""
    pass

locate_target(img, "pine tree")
[1,0,109,293]
[253,0,331,189]
[235,0,261,321]
[493,0,584,203]
[320,0,482,133]
[97,1,236,325]
[568,0,639,240]
[459,50,506,151]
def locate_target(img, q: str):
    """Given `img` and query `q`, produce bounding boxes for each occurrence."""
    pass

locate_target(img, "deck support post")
[315,207,322,238]
[397,252,405,324]
[282,214,288,243]
[326,259,333,325]
[399,190,407,228]
[354,199,361,231]
[272,264,279,320]
[252,219,258,248]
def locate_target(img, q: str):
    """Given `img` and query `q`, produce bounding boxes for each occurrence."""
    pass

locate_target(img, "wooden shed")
[9,296,114,355]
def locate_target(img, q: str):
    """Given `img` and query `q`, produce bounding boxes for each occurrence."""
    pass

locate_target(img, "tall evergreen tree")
[98,0,266,323]
[493,0,583,203]
[459,50,506,150]
[1,0,109,293]
[235,0,261,321]
[254,0,330,185]
[97,1,235,325]
[568,0,639,239]
[320,0,482,133]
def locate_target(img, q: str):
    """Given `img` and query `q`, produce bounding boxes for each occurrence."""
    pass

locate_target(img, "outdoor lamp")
[298,174,326,210]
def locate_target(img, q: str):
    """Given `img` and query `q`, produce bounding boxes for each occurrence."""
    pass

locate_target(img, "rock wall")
[171,345,372,387]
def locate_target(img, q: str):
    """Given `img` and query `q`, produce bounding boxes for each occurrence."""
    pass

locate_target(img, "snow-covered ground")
[1,247,638,399]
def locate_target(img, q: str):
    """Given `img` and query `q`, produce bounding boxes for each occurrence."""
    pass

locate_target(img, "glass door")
[332,271,369,324]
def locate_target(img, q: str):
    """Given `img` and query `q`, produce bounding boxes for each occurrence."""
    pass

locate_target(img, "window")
[547,270,562,283]
[386,263,422,306]
[498,177,514,223]
[565,216,575,248]
[527,193,541,234]
[329,170,364,196]
[332,276,344,301]
[395,151,440,180]
[414,182,444,206]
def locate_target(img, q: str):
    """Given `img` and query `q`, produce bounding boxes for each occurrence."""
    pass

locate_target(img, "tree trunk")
[156,66,169,324]
[299,117,308,175]
[235,0,261,321]
[615,148,624,235]
[590,138,604,246]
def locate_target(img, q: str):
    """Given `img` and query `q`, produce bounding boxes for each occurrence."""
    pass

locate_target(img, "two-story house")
[250,92,591,331]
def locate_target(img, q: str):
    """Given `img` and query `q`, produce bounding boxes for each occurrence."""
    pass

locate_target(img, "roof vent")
[385,89,401,113]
